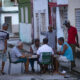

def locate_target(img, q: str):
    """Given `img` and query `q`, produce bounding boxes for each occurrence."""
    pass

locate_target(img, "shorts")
[14,58,27,63]
[0,51,7,62]
[57,55,69,62]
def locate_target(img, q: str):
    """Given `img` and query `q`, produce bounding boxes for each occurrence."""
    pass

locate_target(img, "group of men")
[0,20,79,74]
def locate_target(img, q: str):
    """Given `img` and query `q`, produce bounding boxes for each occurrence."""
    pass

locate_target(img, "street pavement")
[0,59,79,80]
[0,39,79,80]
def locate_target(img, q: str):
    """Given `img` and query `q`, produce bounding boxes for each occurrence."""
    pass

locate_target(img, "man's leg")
[44,64,48,73]
[1,62,5,72]
[70,44,76,69]
[14,58,29,72]
[53,57,57,71]
[54,59,59,72]
[25,58,29,72]
[1,53,7,74]
[29,59,34,72]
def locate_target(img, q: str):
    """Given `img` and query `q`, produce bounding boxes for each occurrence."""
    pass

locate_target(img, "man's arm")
[76,34,79,47]
[37,48,40,58]
[55,36,57,50]
[58,44,68,55]
[4,32,9,53]
[4,39,7,53]
[30,47,33,54]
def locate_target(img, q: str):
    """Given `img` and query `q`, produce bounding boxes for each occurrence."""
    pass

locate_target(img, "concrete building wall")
[20,23,32,43]
[33,0,49,42]
[1,13,19,33]
[2,6,18,11]
[68,0,80,44]
[0,0,19,34]
[18,0,32,43]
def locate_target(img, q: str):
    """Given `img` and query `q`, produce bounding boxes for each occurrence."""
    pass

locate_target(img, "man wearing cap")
[0,23,9,74]
[64,21,79,69]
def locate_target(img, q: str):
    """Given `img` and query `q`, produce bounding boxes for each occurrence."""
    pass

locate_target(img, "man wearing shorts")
[10,41,29,73]
[64,21,79,69]
[0,23,9,75]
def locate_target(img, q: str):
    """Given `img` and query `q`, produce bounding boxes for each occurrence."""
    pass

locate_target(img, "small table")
[29,55,38,59]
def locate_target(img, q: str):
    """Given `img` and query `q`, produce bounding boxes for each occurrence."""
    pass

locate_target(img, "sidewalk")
[0,59,78,80]
[2,39,79,80]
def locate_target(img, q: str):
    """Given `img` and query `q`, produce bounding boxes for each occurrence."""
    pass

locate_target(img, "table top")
[26,54,38,59]
[29,55,38,59]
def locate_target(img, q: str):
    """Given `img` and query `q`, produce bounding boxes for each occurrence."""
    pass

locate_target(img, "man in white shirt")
[0,23,9,75]
[37,38,54,73]
[10,41,29,73]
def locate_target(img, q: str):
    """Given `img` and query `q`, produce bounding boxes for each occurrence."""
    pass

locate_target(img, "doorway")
[5,16,12,33]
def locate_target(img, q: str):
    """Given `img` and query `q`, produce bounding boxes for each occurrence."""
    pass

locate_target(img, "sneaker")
[61,70,66,74]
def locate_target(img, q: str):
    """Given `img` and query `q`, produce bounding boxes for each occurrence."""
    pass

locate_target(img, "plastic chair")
[40,52,53,72]
[8,52,24,74]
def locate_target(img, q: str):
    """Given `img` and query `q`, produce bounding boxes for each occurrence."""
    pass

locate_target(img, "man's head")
[43,38,48,44]
[58,37,64,45]
[34,39,40,47]
[2,23,8,30]
[17,41,23,49]
[63,20,70,28]
[48,25,53,32]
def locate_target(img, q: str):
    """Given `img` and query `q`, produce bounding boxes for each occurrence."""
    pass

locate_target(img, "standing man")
[46,26,57,52]
[41,26,57,52]
[64,20,79,69]
[0,23,9,75]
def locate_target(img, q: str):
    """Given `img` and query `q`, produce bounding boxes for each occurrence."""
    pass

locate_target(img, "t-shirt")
[31,44,39,54]
[46,30,56,49]
[37,44,54,62]
[0,30,9,51]
[10,47,22,62]
[68,26,77,44]
[61,42,73,61]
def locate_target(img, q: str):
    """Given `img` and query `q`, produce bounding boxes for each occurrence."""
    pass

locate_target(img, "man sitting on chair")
[10,41,29,73]
[37,38,54,73]
[55,37,73,73]
[30,39,40,72]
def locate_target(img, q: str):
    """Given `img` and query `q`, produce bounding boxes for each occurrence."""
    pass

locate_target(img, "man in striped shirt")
[0,23,9,75]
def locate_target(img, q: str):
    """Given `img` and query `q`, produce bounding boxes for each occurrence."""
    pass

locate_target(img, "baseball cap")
[63,20,70,25]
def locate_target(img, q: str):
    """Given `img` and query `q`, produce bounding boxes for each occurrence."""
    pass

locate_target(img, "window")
[21,8,24,23]
[36,13,39,38]
[5,17,12,32]
[40,13,46,32]
[11,0,18,5]
[75,9,80,31]
[25,7,28,23]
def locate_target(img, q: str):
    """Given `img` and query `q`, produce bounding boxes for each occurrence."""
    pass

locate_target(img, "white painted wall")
[57,0,68,5]
[68,0,80,44]
[2,7,18,11]
[1,13,19,33]
[20,23,32,43]
[33,0,49,42]
[68,0,80,26]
